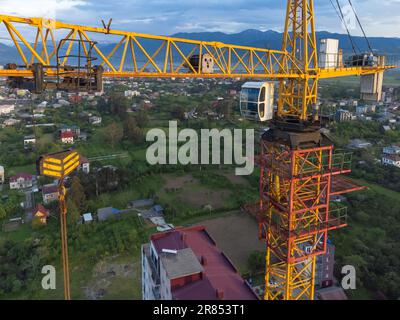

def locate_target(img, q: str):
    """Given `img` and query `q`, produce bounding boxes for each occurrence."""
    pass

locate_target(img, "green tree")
[136,110,149,128]
[171,105,186,120]
[69,176,86,212]
[110,93,130,119]
[123,117,144,143]
[103,122,123,148]
[0,206,7,220]
[247,250,265,275]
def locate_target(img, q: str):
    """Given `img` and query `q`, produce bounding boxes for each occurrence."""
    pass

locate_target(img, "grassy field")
[6,164,36,175]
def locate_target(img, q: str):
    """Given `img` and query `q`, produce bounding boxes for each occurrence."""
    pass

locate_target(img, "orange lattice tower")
[257,129,364,300]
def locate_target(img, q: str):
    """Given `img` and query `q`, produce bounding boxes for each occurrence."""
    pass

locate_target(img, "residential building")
[42,184,59,204]
[383,145,400,155]
[37,101,48,108]
[68,95,82,103]
[78,156,90,174]
[315,241,335,288]
[9,173,34,190]
[60,131,74,144]
[32,204,49,225]
[124,90,141,97]
[60,125,80,137]
[2,118,20,127]
[16,89,29,97]
[78,132,88,141]
[349,99,358,107]
[141,225,258,300]
[0,104,15,115]
[23,135,36,149]
[356,106,369,115]
[0,165,4,184]
[368,105,376,113]
[382,154,400,169]
[58,99,70,106]
[335,109,352,122]
[89,116,102,125]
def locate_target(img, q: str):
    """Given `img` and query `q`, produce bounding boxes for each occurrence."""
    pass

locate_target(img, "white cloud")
[0,0,87,19]
[0,0,398,37]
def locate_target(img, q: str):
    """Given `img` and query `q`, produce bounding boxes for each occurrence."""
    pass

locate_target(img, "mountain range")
[0,30,399,66]
[172,30,400,54]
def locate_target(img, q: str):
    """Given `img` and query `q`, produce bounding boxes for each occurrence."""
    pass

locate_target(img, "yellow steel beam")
[0,14,295,77]
[0,14,394,82]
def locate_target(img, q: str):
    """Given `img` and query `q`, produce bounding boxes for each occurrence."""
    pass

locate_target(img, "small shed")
[82,213,93,223]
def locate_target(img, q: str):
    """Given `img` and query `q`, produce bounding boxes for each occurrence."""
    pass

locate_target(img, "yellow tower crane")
[0,0,396,300]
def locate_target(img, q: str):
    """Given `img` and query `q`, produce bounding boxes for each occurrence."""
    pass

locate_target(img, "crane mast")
[0,0,396,300]
[278,0,318,122]
[260,0,370,300]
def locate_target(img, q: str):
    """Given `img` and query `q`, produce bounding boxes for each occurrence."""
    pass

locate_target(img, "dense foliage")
[333,190,400,299]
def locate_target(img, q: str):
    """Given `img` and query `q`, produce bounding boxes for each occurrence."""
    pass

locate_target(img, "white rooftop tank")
[319,38,339,69]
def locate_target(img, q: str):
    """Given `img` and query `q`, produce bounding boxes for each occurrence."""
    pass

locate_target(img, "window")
[260,87,266,102]
[242,88,260,103]
[259,103,265,117]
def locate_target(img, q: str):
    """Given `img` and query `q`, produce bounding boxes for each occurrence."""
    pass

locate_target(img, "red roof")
[10,173,33,182]
[151,225,258,300]
[33,204,49,216]
[61,131,74,139]
[42,184,58,195]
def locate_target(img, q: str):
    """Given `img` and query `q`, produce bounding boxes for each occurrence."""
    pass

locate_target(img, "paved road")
[24,190,35,211]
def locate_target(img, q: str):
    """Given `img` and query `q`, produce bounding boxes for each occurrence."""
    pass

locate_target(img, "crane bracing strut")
[0,0,396,300]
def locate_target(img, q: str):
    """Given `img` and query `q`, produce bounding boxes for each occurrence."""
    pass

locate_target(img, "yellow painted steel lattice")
[38,149,80,179]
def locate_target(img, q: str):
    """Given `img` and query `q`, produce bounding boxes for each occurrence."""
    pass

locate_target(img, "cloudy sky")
[0,0,399,39]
